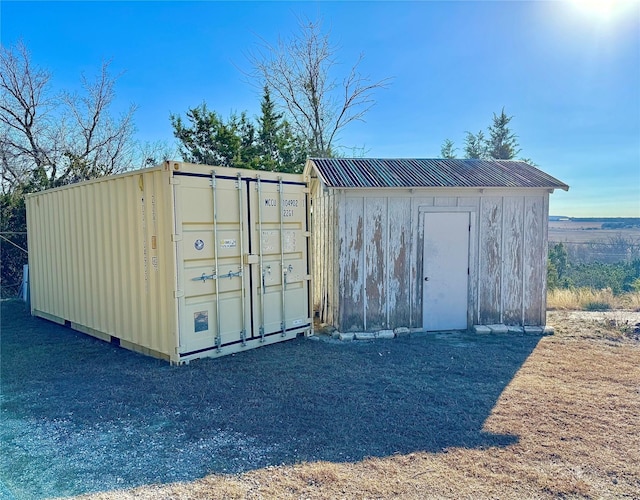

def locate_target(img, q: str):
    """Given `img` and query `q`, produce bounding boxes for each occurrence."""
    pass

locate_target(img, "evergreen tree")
[170,104,258,170]
[487,108,520,160]
[256,86,282,170]
[463,130,489,159]
[440,138,457,159]
[255,86,307,173]
[442,107,530,163]
[170,93,307,173]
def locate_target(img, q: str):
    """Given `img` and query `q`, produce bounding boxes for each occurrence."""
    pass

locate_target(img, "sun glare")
[570,0,638,22]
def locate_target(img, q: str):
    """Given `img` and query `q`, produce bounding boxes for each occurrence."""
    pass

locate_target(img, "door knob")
[424,277,430,281]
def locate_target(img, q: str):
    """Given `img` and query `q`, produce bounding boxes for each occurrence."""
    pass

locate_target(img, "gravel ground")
[561,309,640,323]
[2,300,545,499]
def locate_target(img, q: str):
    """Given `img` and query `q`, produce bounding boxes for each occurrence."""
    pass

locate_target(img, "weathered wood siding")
[387,198,412,328]
[502,197,524,324]
[523,196,548,325]
[311,185,550,332]
[310,179,338,326]
[339,196,365,330]
[479,197,502,324]
[364,198,387,330]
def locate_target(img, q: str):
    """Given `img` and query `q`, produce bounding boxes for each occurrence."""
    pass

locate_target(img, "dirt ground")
[76,311,640,500]
[1,302,639,499]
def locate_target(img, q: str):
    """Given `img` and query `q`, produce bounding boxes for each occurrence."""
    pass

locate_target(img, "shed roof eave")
[307,158,569,191]
[326,185,568,193]
[304,159,330,187]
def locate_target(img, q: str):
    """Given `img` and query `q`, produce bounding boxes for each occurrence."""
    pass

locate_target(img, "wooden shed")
[305,158,569,333]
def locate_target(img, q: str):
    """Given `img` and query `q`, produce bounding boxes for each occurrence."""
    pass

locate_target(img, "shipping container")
[26,161,312,363]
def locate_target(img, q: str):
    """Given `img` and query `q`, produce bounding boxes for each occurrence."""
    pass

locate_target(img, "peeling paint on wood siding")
[388,198,411,328]
[310,181,323,317]
[479,197,502,324]
[365,198,388,330]
[502,197,524,324]
[328,190,337,326]
[320,190,328,317]
[339,197,365,331]
[524,196,545,325]
[311,183,551,332]
[409,195,416,329]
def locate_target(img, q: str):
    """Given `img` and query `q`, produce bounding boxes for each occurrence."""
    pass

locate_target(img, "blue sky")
[2,1,639,216]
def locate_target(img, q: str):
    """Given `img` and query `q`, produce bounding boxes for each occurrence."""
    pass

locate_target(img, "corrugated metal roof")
[307,158,569,190]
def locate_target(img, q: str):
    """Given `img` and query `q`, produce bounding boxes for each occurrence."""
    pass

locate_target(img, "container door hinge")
[172,234,182,242]
[174,290,185,298]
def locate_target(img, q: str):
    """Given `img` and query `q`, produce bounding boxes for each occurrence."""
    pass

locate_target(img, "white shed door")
[423,212,469,331]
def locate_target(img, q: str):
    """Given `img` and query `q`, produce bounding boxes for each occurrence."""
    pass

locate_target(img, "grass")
[1,301,639,499]
[547,287,640,311]
[1,300,537,499]
[78,310,640,500]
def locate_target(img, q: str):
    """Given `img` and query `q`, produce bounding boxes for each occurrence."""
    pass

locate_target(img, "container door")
[175,172,250,357]
[249,177,310,340]
[174,170,310,360]
[423,212,469,331]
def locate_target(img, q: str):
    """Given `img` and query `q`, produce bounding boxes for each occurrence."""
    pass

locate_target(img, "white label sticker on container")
[283,231,296,253]
[261,230,277,252]
[220,239,237,248]
[194,239,205,251]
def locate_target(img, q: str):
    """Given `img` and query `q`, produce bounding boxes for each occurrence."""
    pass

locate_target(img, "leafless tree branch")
[0,41,137,191]
[248,18,391,157]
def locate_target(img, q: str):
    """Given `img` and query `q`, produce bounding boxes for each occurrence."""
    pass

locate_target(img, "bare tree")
[135,139,177,168]
[0,41,58,191]
[249,18,390,157]
[0,41,136,192]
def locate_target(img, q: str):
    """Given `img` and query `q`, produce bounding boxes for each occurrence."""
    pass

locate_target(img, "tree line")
[548,241,640,294]
[440,108,534,163]
[171,88,307,174]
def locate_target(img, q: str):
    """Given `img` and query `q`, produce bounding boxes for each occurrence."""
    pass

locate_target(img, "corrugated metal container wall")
[26,161,311,363]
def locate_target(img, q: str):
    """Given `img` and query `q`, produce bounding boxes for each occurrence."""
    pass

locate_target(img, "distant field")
[549,220,640,244]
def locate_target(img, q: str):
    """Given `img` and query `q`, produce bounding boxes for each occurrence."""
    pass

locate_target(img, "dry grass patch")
[74,311,640,500]
[548,288,640,311]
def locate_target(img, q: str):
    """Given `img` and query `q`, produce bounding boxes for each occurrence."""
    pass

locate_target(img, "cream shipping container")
[26,161,312,363]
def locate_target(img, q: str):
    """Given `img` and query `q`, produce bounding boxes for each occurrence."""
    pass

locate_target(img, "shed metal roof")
[307,158,569,190]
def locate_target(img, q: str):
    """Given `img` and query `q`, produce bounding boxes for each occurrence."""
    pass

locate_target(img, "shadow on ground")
[0,300,542,499]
